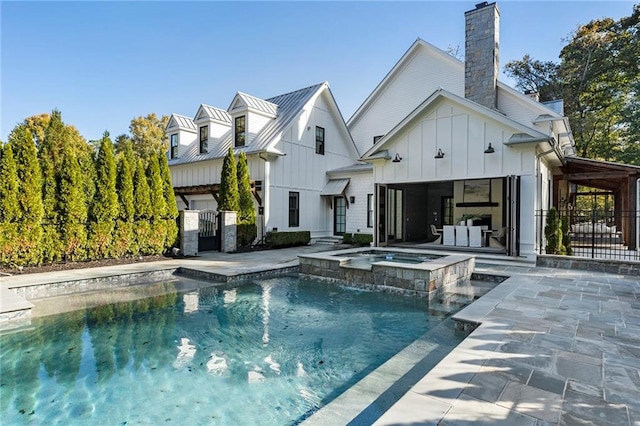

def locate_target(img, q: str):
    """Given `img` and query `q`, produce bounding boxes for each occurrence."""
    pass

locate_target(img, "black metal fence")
[536,209,639,261]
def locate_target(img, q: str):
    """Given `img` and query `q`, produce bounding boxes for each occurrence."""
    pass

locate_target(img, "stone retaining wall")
[537,255,640,276]
[299,252,475,304]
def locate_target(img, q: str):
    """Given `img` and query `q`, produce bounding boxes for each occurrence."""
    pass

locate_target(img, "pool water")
[0,275,460,425]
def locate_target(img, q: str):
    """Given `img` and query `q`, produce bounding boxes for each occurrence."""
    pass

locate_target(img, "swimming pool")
[0,275,463,425]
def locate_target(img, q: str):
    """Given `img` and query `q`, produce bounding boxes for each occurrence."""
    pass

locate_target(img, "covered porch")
[374,177,521,256]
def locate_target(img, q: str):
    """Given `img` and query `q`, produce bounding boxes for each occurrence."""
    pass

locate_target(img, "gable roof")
[195,104,232,124]
[169,83,327,165]
[361,88,551,160]
[347,37,569,130]
[166,114,197,132]
[228,92,278,117]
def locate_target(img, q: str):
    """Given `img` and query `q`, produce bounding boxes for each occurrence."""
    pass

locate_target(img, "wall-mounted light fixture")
[392,153,402,163]
[484,143,495,154]
[349,196,355,203]
[434,148,445,159]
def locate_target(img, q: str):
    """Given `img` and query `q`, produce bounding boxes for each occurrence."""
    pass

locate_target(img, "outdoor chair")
[455,225,468,246]
[468,226,482,247]
[490,227,507,247]
[430,224,442,244]
[443,225,455,246]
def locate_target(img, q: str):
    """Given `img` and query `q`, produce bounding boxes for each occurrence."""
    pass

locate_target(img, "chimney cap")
[475,1,489,9]
[524,89,537,95]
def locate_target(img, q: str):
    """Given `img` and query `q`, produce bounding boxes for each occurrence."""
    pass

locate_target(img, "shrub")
[544,207,564,255]
[342,233,353,244]
[353,233,373,246]
[264,231,310,248]
[237,223,257,247]
[561,215,572,256]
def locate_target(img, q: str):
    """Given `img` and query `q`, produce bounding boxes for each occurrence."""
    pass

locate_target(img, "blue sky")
[1,1,636,143]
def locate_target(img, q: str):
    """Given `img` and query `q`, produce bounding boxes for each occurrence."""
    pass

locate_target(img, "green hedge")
[264,230,310,248]
[342,233,373,246]
[237,223,257,247]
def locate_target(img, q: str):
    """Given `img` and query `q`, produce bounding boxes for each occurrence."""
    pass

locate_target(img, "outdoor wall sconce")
[349,196,355,203]
[484,143,495,154]
[434,148,445,159]
[392,153,402,163]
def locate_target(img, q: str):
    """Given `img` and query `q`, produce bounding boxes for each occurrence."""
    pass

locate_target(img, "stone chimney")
[465,2,500,110]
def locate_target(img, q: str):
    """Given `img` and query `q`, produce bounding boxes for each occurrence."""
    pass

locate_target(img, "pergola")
[556,157,640,249]
[173,180,263,210]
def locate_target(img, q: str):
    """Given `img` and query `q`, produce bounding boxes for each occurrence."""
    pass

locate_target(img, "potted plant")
[457,214,482,226]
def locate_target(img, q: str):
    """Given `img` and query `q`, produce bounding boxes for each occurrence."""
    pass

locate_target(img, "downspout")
[258,152,271,242]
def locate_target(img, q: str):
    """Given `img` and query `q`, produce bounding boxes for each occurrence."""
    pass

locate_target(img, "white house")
[166,82,360,240]
[343,1,575,260]
[167,2,590,260]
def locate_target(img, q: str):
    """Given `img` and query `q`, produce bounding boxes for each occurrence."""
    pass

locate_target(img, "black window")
[315,126,324,155]
[235,116,246,147]
[288,192,299,227]
[367,194,374,227]
[170,134,178,159]
[199,125,208,154]
[373,135,383,144]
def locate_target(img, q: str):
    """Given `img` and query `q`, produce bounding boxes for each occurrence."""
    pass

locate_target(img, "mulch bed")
[0,255,169,276]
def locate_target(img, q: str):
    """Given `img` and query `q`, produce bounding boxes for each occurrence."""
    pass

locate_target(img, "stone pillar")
[219,211,237,253]
[180,210,199,256]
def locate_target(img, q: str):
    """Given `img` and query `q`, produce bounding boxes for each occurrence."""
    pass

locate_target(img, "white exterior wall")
[374,100,535,184]
[266,92,358,237]
[349,45,463,156]
[327,171,374,235]
[177,129,196,157]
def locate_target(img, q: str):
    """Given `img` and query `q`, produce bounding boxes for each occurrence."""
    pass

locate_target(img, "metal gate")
[198,210,220,252]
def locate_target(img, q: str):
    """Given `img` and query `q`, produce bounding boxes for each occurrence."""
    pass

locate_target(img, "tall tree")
[88,132,119,259]
[113,140,136,257]
[129,113,169,159]
[503,54,562,101]
[504,5,640,164]
[58,145,88,261]
[9,127,44,266]
[146,155,167,254]
[237,151,255,224]
[39,114,64,263]
[134,158,153,254]
[158,152,179,248]
[218,147,239,212]
[0,144,19,266]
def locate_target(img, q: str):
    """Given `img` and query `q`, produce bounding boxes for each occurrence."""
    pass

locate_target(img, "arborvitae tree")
[58,145,88,261]
[544,207,564,255]
[113,140,136,257]
[237,151,255,223]
[561,214,572,256]
[236,151,257,246]
[88,132,119,259]
[147,155,167,254]
[9,127,44,266]
[158,152,179,248]
[218,147,239,212]
[40,116,64,263]
[0,143,20,223]
[0,144,19,266]
[134,158,153,255]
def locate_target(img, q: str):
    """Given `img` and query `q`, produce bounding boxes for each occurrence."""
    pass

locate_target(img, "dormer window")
[235,116,246,147]
[315,126,325,155]
[170,134,178,159]
[199,125,208,154]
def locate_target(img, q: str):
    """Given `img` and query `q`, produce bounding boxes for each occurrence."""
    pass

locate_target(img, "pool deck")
[1,246,639,425]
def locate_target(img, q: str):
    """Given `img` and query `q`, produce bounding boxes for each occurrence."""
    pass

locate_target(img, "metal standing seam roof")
[169,83,325,165]
[230,92,279,116]
[200,104,232,123]
[167,114,197,131]
[320,178,350,196]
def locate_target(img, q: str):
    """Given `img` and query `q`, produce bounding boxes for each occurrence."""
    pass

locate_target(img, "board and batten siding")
[374,100,536,185]
[266,91,358,236]
[349,44,463,157]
